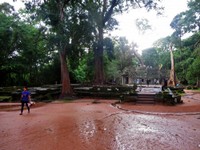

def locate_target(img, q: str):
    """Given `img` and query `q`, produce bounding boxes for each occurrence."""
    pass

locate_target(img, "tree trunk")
[93,0,118,85]
[168,44,177,86]
[94,26,104,85]
[56,1,73,98]
[197,77,200,87]
[59,51,73,98]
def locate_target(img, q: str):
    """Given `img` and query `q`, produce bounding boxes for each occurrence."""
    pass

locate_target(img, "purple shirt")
[21,91,30,102]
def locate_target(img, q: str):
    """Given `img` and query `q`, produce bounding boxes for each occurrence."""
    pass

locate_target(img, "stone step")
[136,100,155,104]
[137,94,155,97]
[136,94,155,104]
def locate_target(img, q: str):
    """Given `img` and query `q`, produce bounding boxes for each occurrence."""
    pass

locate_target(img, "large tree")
[170,0,200,86]
[153,36,177,85]
[183,32,200,86]
[83,0,162,84]
[170,0,200,38]
[24,0,93,97]
[105,37,138,83]
[0,2,49,86]
[141,48,159,68]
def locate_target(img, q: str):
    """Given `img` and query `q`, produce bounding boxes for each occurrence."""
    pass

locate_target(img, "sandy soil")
[0,93,200,150]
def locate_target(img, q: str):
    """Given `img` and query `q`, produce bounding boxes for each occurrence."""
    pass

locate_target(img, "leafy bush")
[155,91,182,105]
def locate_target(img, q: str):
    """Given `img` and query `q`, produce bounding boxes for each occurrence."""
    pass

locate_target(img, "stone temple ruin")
[121,49,169,86]
[121,65,169,86]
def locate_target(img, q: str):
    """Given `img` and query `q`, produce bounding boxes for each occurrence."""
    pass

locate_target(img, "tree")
[0,3,18,70]
[105,37,138,84]
[167,44,177,86]
[141,48,159,68]
[135,18,152,34]
[169,0,200,86]
[20,0,162,90]
[0,2,51,86]
[173,48,192,84]
[153,37,177,85]
[70,53,90,83]
[170,0,200,37]
[83,0,162,84]
[24,0,94,97]
[0,2,15,15]
[49,0,73,97]
[187,56,200,86]
[183,32,200,86]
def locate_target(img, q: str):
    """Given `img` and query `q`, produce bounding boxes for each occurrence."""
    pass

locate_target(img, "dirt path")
[0,94,200,150]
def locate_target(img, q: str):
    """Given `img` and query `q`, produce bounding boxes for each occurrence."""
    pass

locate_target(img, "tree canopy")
[1,0,200,90]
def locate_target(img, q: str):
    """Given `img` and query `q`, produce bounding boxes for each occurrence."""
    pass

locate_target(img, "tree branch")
[135,0,142,8]
[103,0,119,26]
[144,0,153,8]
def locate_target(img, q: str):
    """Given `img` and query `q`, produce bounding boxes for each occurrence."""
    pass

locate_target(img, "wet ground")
[0,93,200,150]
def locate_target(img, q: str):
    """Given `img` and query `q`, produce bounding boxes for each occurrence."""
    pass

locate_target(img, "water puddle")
[79,120,96,142]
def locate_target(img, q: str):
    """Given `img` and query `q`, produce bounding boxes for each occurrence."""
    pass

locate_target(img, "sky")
[1,0,189,53]
[111,0,189,52]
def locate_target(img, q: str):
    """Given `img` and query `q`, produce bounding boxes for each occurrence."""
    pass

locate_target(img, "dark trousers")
[21,101,30,113]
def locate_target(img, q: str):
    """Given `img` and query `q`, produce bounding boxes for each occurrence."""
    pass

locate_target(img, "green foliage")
[153,36,172,51]
[182,32,200,50]
[73,57,88,83]
[155,90,182,105]
[142,48,159,68]
[104,37,115,60]
[135,18,152,34]
[38,54,61,85]
[0,3,58,86]
[186,57,200,85]
[2,1,196,89]
[105,59,121,83]
[170,0,200,37]
[173,48,192,84]
[105,37,137,83]
[153,29,200,86]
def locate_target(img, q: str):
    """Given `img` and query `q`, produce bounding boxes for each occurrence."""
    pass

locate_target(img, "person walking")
[20,86,31,115]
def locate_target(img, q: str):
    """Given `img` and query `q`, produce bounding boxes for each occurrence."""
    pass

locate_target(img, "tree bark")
[197,77,200,87]
[94,26,104,84]
[59,51,73,98]
[57,0,73,98]
[93,0,118,85]
[168,44,177,86]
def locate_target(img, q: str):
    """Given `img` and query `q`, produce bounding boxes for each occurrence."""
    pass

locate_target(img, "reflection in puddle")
[114,114,167,149]
[135,115,160,134]
[115,134,126,150]
[113,113,200,150]
[79,120,96,142]
[135,124,158,133]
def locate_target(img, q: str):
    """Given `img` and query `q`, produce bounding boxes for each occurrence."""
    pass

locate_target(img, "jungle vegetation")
[0,0,199,97]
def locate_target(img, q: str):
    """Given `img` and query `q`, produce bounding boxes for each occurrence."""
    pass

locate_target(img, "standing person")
[20,86,31,115]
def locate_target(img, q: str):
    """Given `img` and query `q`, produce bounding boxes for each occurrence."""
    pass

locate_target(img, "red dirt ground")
[0,92,200,150]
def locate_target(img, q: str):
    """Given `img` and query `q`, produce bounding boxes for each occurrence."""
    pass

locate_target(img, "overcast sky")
[112,0,188,52]
[1,0,188,52]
